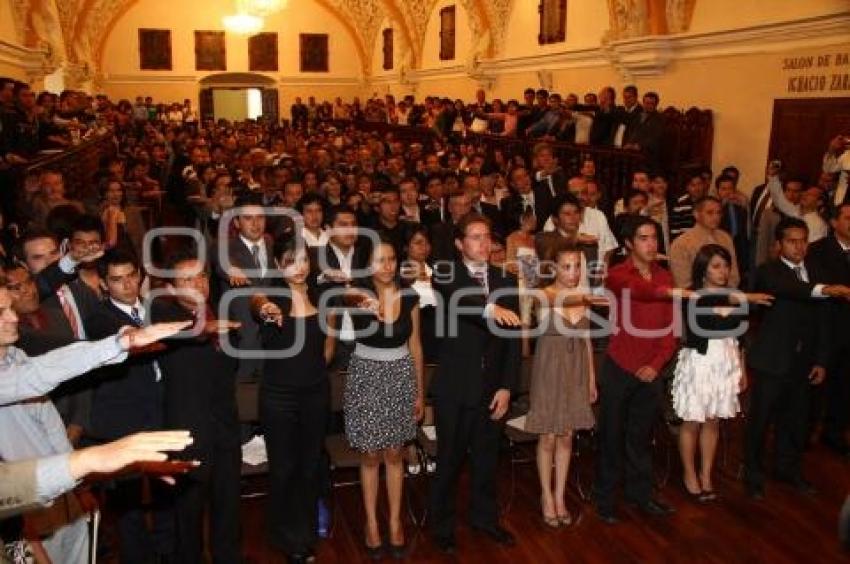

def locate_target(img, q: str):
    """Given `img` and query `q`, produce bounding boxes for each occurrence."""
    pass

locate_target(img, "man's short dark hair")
[551,193,582,219]
[70,215,106,240]
[453,213,491,242]
[623,85,638,96]
[16,228,58,263]
[775,216,808,242]
[714,174,736,189]
[296,192,327,213]
[643,91,659,104]
[97,247,140,279]
[327,204,357,225]
[233,192,265,210]
[624,189,649,207]
[622,216,660,245]
[694,195,722,210]
[164,248,202,274]
[830,202,850,220]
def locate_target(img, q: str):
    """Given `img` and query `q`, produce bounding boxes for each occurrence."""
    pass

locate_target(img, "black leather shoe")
[471,524,515,546]
[777,476,817,496]
[433,535,456,555]
[636,499,675,516]
[597,508,619,525]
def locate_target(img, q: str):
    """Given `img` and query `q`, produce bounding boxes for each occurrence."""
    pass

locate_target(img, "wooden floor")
[237,420,850,564]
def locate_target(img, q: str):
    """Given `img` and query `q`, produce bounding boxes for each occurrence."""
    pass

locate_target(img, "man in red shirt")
[594,216,680,524]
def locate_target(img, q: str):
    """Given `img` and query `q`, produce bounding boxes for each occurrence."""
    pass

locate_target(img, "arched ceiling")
[12,0,505,77]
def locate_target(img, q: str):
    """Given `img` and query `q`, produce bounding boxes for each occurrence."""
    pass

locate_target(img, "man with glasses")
[429,214,522,554]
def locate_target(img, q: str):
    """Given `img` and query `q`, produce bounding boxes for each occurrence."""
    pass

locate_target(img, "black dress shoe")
[433,535,456,554]
[471,524,515,546]
[635,499,675,516]
[777,476,817,496]
[596,508,620,525]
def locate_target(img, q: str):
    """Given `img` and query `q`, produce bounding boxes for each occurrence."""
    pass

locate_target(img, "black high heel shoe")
[682,480,704,502]
[388,541,407,559]
[364,539,384,560]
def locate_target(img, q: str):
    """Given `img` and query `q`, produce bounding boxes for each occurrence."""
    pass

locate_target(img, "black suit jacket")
[431,261,521,407]
[501,185,552,233]
[211,235,276,377]
[625,110,663,164]
[747,259,830,376]
[428,221,459,264]
[808,235,850,350]
[84,300,163,441]
[151,299,240,474]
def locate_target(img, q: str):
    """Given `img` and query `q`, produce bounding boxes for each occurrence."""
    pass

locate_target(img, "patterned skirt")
[344,345,417,452]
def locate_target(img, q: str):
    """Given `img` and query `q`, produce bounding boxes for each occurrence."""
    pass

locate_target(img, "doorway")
[198,72,279,123]
[768,98,850,181]
[212,88,263,121]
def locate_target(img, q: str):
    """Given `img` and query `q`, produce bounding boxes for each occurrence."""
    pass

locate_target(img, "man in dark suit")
[85,248,175,564]
[745,217,850,499]
[429,214,522,553]
[429,190,474,264]
[623,92,664,168]
[152,251,242,563]
[717,175,750,282]
[531,143,567,201]
[501,166,553,233]
[399,177,441,226]
[211,193,277,381]
[808,203,850,457]
[310,205,372,370]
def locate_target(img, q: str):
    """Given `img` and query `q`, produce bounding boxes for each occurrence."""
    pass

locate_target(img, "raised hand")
[119,320,192,350]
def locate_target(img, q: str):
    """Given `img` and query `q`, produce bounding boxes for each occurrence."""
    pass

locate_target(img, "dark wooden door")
[261,88,279,124]
[768,98,850,182]
[199,87,214,121]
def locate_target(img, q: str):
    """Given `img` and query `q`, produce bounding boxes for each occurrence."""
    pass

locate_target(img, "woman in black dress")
[251,237,335,564]
[345,238,425,559]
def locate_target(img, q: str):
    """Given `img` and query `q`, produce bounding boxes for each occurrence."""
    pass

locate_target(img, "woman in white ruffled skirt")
[672,244,773,501]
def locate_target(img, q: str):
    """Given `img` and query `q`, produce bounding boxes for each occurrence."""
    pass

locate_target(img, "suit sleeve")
[755,263,816,300]
[35,261,76,301]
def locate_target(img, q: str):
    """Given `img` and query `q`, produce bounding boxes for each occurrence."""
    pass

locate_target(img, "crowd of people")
[1,76,850,563]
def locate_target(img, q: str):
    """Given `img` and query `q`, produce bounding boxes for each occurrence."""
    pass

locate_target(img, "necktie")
[130,306,143,326]
[793,266,805,282]
[56,289,80,338]
[471,269,488,295]
[251,244,261,271]
[727,204,739,238]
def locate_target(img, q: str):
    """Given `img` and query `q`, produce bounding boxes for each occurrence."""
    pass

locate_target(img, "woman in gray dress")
[526,244,601,527]
[344,238,425,559]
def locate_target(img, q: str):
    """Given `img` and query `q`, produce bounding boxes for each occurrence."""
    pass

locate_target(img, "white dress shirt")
[239,235,268,277]
[110,298,162,381]
[543,207,618,255]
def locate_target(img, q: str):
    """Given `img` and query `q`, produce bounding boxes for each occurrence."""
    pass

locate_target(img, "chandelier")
[237,0,287,17]
[223,0,287,35]
[222,12,264,35]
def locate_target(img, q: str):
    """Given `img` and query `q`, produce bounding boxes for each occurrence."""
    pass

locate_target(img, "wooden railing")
[327,106,713,203]
[20,133,116,201]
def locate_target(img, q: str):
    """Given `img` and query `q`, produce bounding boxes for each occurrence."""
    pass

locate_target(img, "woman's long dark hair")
[690,243,732,291]
[272,235,319,316]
